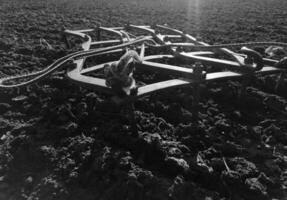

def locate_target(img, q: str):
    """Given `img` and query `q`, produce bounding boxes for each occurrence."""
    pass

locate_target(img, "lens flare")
[187,0,201,30]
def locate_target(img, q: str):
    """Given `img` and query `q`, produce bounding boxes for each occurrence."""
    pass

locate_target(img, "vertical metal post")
[240,78,248,100]
[62,33,71,49]
[240,76,251,100]
[111,96,137,136]
[192,83,200,121]
[192,62,204,121]
[96,24,101,41]
[127,103,138,136]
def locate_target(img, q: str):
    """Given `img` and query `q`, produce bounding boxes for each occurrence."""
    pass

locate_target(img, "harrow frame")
[62,24,286,100]
[1,24,287,133]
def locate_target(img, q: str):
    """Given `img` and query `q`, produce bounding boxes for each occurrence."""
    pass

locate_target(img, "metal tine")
[106,27,124,30]
[127,24,156,35]
[91,40,122,47]
[99,27,125,39]
[92,26,136,48]
[64,30,87,39]
[75,29,94,33]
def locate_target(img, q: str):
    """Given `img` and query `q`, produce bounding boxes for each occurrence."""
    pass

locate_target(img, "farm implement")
[1,24,287,132]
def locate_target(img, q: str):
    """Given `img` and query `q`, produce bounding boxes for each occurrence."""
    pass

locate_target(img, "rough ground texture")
[1,0,287,199]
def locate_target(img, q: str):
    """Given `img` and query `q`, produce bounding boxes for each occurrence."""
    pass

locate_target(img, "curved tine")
[119,30,131,42]
[127,24,156,35]
[64,29,92,52]
[156,24,184,35]
[77,29,94,33]
[126,32,137,39]
[74,34,91,72]
[155,25,199,45]
[156,25,201,45]
[240,47,264,71]
[144,38,158,46]
[143,54,174,61]
[81,35,92,50]
[99,27,124,40]
[64,30,87,39]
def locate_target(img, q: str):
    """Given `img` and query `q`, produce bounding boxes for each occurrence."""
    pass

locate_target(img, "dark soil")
[1,0,287,199]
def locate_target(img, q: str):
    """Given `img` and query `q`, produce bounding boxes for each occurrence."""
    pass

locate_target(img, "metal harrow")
[1,24,287,132]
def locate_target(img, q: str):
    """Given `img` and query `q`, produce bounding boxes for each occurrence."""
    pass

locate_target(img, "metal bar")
[178,52,242,68]
[137,25,152,28]
[183,51,215,56]
[156,25,184,35]
[108,27,124,30]
[90,40,122,46]
[263,58,278,65]
[77,29,94,33]
[81,62,113,74]
[137,79,192,96]
[164,35,182,39]
[140,43,145,58]
[67,70,111,93]
[64,30,86,38]
[140,61,194,75]
[128,24,156,35]
[183,33,211,46]
[143,55,174,61]
[100,27,124,38]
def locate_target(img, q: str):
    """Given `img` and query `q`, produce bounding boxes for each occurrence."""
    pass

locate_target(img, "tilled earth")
[1,0,287,199]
